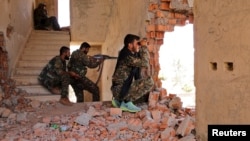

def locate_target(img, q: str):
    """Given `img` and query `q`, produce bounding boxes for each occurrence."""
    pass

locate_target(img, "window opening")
[159,24,195,108]
[58,0,70,27]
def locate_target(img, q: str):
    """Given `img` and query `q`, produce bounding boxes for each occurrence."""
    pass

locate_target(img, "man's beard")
[65,56,70,60]
[83,50,88,54]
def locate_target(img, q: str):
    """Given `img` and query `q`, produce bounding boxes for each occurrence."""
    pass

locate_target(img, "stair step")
[24,47,58,51]
[29,35,69,40]
[29,34,70,40]
[12,30,71,97]
[17,60,47,68]
[12,76,40,85]
[21,55,54,61]
[27,40,70,45]
[17,85,52,94]
[23,49,58,55]
[25,95,60,102]
[32,30,70,35]
[26,43,70,49]
[14,68,42,75]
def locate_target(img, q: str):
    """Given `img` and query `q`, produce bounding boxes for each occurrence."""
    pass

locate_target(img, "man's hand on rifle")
[69,71,81,79]
[89,56,103,63]
[141,67,150,78]
[95,57,104,64]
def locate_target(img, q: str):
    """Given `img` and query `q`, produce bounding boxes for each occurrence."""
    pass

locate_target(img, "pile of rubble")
[0,77,196,141]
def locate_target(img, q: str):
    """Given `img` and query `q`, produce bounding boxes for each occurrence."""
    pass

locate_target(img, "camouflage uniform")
[34,3,60,30]
[111,45,154,102]
[38,56,71,98]
[67,49,101,102]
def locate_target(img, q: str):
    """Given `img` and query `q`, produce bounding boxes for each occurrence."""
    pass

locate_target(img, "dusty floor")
[0,77,196,140]
[0,97,196,141]
[0,100,109,140]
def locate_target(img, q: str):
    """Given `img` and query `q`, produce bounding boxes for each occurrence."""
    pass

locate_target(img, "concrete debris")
[75,113,92,126]
[0,77,196,140]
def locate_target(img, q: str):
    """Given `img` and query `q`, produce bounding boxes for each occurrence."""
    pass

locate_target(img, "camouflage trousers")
[39,73,100,102]
[111,76,154,102]
[38,73,71,98]
[71,76,100,102]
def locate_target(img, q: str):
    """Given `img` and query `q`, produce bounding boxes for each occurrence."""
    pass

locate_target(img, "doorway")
[159,24,195,108]
[58,0,70,27]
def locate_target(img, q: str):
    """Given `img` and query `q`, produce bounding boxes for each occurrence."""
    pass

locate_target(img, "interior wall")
[100,0,149,101]
[0,0,35,76]
[80,45,102,102]
[2,0,250,140]
[70,0,149,101]
[194,0,250,140]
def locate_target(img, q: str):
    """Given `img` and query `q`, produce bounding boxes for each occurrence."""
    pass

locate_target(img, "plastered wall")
[194,0,250,140]
[71,0,149,101]
[0,0,35,76]
[2,0,250,140]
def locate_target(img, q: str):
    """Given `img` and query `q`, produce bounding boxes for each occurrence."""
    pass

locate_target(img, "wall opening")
[225,62,234,71]
[159,24,195,108]
[210,62,218,71]
[58,0,70,27]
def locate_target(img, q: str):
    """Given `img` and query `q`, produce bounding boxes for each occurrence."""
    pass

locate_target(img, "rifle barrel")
[93,54,118,59]
[108,57,118,59]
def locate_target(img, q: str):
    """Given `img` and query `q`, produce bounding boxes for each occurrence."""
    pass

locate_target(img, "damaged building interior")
[0,0,249,141]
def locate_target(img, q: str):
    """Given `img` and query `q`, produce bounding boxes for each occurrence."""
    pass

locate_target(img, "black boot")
[76,93,84,103]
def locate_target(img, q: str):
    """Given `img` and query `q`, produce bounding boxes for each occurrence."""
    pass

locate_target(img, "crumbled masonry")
[0,77,196,140]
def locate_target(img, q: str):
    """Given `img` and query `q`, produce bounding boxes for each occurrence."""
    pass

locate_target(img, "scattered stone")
[0,76,196,140]
[75,113,92,126]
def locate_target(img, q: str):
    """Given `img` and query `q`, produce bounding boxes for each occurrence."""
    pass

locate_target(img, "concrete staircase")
[11,30,70,101]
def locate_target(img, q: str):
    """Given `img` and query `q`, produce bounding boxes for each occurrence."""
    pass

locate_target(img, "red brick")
[127,118,143,131]
[159,2,170,11]
[168,18,177,25]
[148,91,160,109]
[147,44,155,53]
[147,24,155,31]
[161,127,176,140]
[155,11,165,18]
[188,14,194,24]
[158,87,168,100]
[174,13,187,19]
[109,108,122,117]
[151,110,162,121]
[155,31,165,39]
[167,12,175,18]
[155,24,166,31]
[156,103,169,112]
[148,3,158,11]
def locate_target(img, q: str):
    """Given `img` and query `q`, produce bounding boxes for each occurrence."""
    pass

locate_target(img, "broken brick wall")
[0,0,35,75]
[84,0,194,101]
[0,32,8,79]
[145,0,193,89]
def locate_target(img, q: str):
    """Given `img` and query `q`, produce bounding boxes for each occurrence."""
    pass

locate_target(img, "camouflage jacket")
[67,49,100,77]
[34,6,48,26]
[111,46,149,86]
[38,56,66,82]
[139,45,150,65]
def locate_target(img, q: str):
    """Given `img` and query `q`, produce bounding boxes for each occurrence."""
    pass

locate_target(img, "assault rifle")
[93,54,118,60]
[92,54,117,84]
